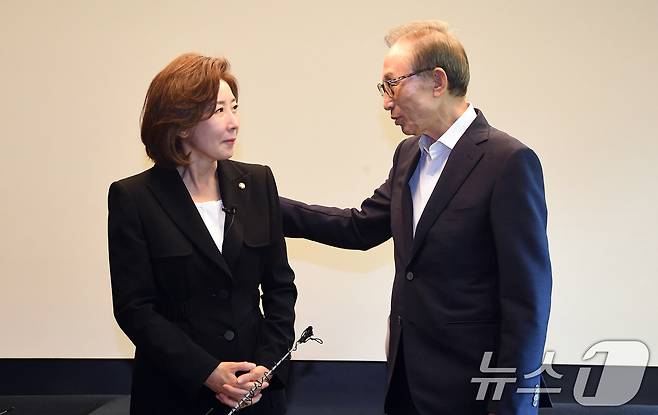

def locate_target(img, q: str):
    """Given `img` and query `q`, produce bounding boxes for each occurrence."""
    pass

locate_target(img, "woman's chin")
[216,149,234,161]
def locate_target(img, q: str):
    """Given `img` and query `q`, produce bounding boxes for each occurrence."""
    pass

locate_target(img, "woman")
[108,53,297,414]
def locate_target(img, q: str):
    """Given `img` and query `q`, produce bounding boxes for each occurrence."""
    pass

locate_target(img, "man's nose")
[382,94,394,111]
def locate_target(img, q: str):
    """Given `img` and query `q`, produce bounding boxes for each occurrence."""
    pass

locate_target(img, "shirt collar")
[418,103,477,159]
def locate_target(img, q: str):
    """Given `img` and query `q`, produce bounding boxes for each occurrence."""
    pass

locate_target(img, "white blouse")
[194,200,226,252]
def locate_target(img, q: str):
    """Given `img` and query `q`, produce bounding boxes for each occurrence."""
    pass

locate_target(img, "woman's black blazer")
[108,160,297,414]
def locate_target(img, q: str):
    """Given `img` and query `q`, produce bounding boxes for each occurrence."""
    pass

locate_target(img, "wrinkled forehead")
[382,41,414,79]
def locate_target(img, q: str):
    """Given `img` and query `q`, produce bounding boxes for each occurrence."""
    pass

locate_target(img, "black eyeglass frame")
[377,67,435,97]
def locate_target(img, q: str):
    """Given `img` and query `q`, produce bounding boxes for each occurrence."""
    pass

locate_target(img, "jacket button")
[406,271,414,281]
[224,330,235,341]
[218,289,229,300]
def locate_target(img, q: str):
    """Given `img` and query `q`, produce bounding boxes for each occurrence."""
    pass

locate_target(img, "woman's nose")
[227,111,239,129]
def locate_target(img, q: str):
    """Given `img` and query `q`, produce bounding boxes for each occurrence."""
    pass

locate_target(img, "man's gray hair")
[384,20,469,97]
[385,20,450,47]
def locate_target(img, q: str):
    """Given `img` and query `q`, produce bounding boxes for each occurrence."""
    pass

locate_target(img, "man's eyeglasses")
[377,67,434,97]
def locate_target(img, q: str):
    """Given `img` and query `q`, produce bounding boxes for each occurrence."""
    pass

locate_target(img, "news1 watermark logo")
[471,340,650,406]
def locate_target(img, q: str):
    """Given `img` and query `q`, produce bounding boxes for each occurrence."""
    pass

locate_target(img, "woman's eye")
[232,104,239,112]
[214,107,224,114]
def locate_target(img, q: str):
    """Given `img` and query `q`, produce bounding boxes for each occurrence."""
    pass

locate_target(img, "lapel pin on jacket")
[238,182,246,190]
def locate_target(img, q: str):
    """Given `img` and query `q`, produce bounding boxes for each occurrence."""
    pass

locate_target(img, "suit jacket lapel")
[147,165,233,278]
[396,144,420,264]
[409,112,488,262]
[217,160,249,272]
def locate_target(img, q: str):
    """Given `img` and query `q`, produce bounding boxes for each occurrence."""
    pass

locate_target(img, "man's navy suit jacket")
[281,109,552,415]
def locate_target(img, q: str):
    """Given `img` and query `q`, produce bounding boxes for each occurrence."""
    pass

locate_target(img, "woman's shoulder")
[223,159,270,174]
[220,160,275,185]
[110,165,163,191]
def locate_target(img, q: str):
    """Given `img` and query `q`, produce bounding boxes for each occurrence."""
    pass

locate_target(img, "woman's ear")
[178,129,190,138]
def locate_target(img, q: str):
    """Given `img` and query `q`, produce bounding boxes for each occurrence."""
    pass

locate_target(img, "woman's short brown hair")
[140,53,238,167]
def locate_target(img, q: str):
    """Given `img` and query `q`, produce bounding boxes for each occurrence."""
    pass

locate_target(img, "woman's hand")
[216,365,272,408]
[205,361,263,407]
[236,365,270,389]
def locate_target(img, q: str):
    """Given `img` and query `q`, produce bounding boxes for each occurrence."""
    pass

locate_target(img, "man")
[281,20,551,415]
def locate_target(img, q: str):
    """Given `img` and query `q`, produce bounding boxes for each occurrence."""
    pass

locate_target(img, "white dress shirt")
[195,200,226,252]
[408,104,477,236]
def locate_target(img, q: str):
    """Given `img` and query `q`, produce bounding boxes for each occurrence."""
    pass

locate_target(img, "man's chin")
[400,125,418,136]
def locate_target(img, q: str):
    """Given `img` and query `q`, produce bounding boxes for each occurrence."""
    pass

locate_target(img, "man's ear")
[432,67,448,97]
